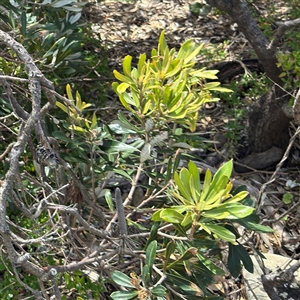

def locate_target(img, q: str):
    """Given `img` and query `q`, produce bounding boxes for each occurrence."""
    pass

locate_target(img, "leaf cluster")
[113,31,231,132]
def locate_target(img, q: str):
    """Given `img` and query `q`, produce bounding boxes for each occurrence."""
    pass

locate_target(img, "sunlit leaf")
[117,82,130,93]
[137,53,147,75]
[66,84,73,100]
[113,70,134,84]
[204,224,236,243]
[123,55,132,77]
[225,191,248,203]
[156,208,184,223]
[181,210,194,227]
[188,161,201,198]
[56,101,69,114]
[91,112,97,129]
[174,171,193,204]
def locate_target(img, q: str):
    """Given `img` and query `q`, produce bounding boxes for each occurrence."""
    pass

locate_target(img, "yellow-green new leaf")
[158,30,169,56]
[159,208,184,223]
[165,60,184,78]
[66,83,73,100]
[188,160,201,196]
[225,191,249,203]
[199,169,212,202]
[113,70,134,84]
[203,189,226,209]
[56,101,68,114]
[183,43,204,65]
[117,82,130,94]
[123,55,132,77]
[80,102,92,110]
[91,112,97,130]
[190,69,219,80]
[137,53,147,75]
[69,125,87,133]
[181,210,195,227]
[174,171,193,205]
[203,82,221,90]
[176,39,194,59]
[209,87,233,93]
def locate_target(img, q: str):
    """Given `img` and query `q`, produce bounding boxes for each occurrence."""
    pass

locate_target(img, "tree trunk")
[206,0,290,154]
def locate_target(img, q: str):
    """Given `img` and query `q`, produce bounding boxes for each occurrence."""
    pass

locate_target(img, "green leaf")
[145,240,157,271]
[167,247,198,269]
[187,160,201,199]
[209,86,233,92]
[196,252,224,276]
[203,189,226,208]
[111,168,133,181]
[137,53,147,75]
[199,169,212,203]
[51,0,75,8]
[203,81,221,89]
[117,82,130,93]
[100,140,139,154]
[113,70,134,84]
[44,37,67,58]
[183,42,204,65]
[235,215,274,233]
[174,171,193,205]
[158,30,169,56]
[151,285,166,297]
[181,210,194,227]
[282,192,293,204]
[117,112,144,133]
[225,191,248,203]
[202,203,254,220]
[142,264,151,287]
[56,101,69,114]
[201,206,230,220]
[165,60,184,78]
[209,160,233,193]
[52,131,73,143]
[155,208,184,223]
[91,112,97,130]
[111,271,134,288]
[228,243,253,277]
[190,69,219,79]
[123,55,132,77]
[105,189,114,212]
[144,222,159,249]
[189,2,212,16]
[227,203,254,218]
[20,11,27,37]
[203,224,236,243]
[108,122,138,134]
[165,241,175,265]
[110,291,139,300]
[167,272,204,295]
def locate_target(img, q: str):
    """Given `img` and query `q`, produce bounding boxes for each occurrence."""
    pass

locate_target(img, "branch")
[269,17,300,49]
[293,88,300,126]
[206,0,282,84]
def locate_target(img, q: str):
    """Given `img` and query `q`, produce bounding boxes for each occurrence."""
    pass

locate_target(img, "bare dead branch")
[269,17,300,49]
